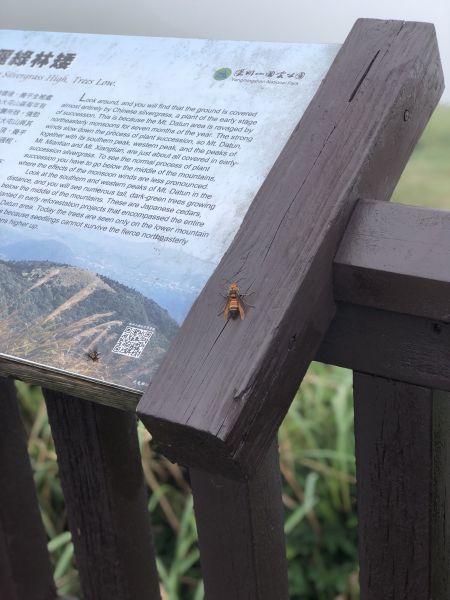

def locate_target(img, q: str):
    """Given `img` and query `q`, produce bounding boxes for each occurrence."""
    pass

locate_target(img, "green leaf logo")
[213,67,232,81]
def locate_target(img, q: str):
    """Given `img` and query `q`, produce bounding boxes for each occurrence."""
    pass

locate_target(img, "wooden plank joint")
[334,199,450,322]
[318,199,450,392]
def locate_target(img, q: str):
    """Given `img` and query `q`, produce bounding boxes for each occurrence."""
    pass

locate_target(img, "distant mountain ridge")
[0,234,214,322]
[0,259,179,391]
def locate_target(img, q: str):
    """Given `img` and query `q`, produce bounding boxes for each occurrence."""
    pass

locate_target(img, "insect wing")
[223,297,232,320]
[238,298,245,320]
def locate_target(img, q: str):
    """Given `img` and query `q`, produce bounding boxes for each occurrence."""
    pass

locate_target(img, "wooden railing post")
[0,377,57,600]
[190,439,288,600]
[138,19,444,481]
[353,373,450,599]
[43,389,161,600]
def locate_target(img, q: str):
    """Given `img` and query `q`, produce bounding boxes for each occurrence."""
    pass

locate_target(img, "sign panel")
[0,30,338,392]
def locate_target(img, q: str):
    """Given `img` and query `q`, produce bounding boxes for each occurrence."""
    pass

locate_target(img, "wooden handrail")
[334,199,450,321]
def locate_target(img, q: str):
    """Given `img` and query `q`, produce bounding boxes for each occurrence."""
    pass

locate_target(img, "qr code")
[112,325,155,358]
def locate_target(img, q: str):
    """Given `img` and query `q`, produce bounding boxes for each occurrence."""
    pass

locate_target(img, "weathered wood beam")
[138,19,444,479]
[353,374,450,599]
[334,199,450,322]
[0,359,137,411]
[316,303,450,391]
[191,439,288,600]
[43,390,161,600]
[320,199,450,387]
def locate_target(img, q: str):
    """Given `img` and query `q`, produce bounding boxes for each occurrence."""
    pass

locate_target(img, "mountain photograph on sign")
[0,224,212,391]
[0,258,179,390]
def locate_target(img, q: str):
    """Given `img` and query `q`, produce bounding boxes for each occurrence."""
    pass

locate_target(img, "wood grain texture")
[354,374,432,599]
[0,358,138,411]
[0,377,57,600]
[43,390,161,600]
[431,390,450,599]
[335,199,450,321]
[354,374,450,600]
[138,19,444,479]
[190,439,288,600]
[317,303,450,392]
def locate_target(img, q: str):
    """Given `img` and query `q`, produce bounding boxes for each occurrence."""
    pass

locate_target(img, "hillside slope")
[0,260,179,391]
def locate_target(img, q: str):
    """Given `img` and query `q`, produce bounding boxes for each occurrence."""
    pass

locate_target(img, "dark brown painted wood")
[316,303,450,392]
[354,374,431,599]
[43,389,161,600]
[191,439,288,600]
[0,359,138,411]
[354,374,450,600]
[0,377,57,600]
[138,19,444,479]
[334,199,450,321]
[431,390,450,599]
[0,520,18,600]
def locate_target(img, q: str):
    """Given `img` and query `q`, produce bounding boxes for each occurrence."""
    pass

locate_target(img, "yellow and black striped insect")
[221,281,255,320]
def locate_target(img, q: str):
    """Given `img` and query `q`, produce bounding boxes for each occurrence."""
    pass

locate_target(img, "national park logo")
[213,67,232,81]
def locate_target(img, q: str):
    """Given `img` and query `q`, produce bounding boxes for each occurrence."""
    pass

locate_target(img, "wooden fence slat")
[353,373,450,599]
[0,377,57,600]
[190,439,288,600]
[43,389,161,600]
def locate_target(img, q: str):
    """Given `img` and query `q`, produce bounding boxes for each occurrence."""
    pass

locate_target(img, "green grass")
[14,103,450,599]
[280,364,358,599]
[16,363,359,600]
[393,105,450,210]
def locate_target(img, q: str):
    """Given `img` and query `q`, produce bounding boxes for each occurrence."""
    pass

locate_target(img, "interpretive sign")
[0,29,337,398]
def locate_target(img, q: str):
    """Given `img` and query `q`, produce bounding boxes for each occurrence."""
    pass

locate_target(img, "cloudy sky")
[1,0,449,101]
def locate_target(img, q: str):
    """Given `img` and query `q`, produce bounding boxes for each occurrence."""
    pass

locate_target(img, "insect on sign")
[86,349,101,362]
